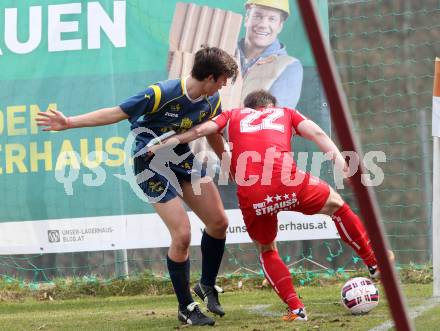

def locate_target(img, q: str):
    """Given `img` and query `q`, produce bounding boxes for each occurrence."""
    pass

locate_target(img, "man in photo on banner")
[36,47,239,327]
[238,0,303,109]
[149,90,394,322]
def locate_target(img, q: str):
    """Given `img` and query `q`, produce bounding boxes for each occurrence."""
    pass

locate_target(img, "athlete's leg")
[255,241,304,310]
[182,178,227,284]
[182,177,228,238]
[135,156,214,324]
[152,198,194,309]
[239,185,306,320]
[181,178,228,315]
[291,170,378,268]
[319,188,376,266]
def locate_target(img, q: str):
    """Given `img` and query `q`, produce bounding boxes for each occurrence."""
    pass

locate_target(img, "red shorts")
[237,170,330,245]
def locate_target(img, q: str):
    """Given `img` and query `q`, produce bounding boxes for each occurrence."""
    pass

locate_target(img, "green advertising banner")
[0,0,331,254]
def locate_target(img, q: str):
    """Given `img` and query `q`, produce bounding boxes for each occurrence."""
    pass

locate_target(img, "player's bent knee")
[218,216,229,233]
[320,189,344,215]
[171,232,191,251]
[206,214,229,235]
[255,241,277,253]
[261,244,276,253]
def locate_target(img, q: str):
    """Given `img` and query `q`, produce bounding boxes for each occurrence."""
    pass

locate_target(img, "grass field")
[0,283,439,330]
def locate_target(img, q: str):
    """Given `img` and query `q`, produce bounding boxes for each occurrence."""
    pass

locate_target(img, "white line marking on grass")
[247,304,280,317]
[248,304,390,320]
[248,304,343,319]
[368,297,440,331]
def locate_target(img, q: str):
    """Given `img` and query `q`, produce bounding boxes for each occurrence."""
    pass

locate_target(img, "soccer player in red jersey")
[150,90,385,321]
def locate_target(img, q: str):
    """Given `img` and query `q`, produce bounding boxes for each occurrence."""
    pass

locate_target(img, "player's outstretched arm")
[36,106,129,131]
[206,133,227,159]
[297,119,348,174]
[149,120,220,153]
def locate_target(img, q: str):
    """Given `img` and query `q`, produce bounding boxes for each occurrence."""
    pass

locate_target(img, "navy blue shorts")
[133,152,206,203]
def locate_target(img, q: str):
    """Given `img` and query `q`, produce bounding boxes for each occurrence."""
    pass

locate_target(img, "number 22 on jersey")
[240,108,285,133]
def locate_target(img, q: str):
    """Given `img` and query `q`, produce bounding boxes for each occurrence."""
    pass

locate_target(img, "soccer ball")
[341,277,379,314]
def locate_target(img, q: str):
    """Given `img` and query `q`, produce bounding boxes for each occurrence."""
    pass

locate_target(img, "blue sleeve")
[119,85,158,122]
[269,59,303,109]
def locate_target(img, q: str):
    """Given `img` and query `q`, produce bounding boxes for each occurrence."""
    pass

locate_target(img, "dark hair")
[191,46,238,82]
[244,90,277,109]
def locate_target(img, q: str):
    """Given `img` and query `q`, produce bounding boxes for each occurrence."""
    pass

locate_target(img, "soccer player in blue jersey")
[36,46,239,326]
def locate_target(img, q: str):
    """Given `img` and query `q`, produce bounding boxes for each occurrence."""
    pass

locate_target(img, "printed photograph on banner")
[164,0,331,210]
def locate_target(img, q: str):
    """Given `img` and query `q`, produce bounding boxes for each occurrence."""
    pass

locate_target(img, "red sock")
[332,203,377,266]
[260,250,303,310]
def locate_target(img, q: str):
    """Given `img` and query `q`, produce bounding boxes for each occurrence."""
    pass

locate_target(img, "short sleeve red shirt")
[213,107,307,177]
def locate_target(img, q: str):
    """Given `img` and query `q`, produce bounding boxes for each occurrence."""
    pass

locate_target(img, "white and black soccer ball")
[341,277,379,314]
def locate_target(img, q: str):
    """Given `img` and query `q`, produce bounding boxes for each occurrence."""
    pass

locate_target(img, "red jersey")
[213,107,307,179]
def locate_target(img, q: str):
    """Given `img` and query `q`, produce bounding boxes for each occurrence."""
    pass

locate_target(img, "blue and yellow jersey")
[120,78,222,155]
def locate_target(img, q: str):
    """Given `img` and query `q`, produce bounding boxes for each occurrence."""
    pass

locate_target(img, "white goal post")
[433,57,440,297]
[434,138,439,297]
